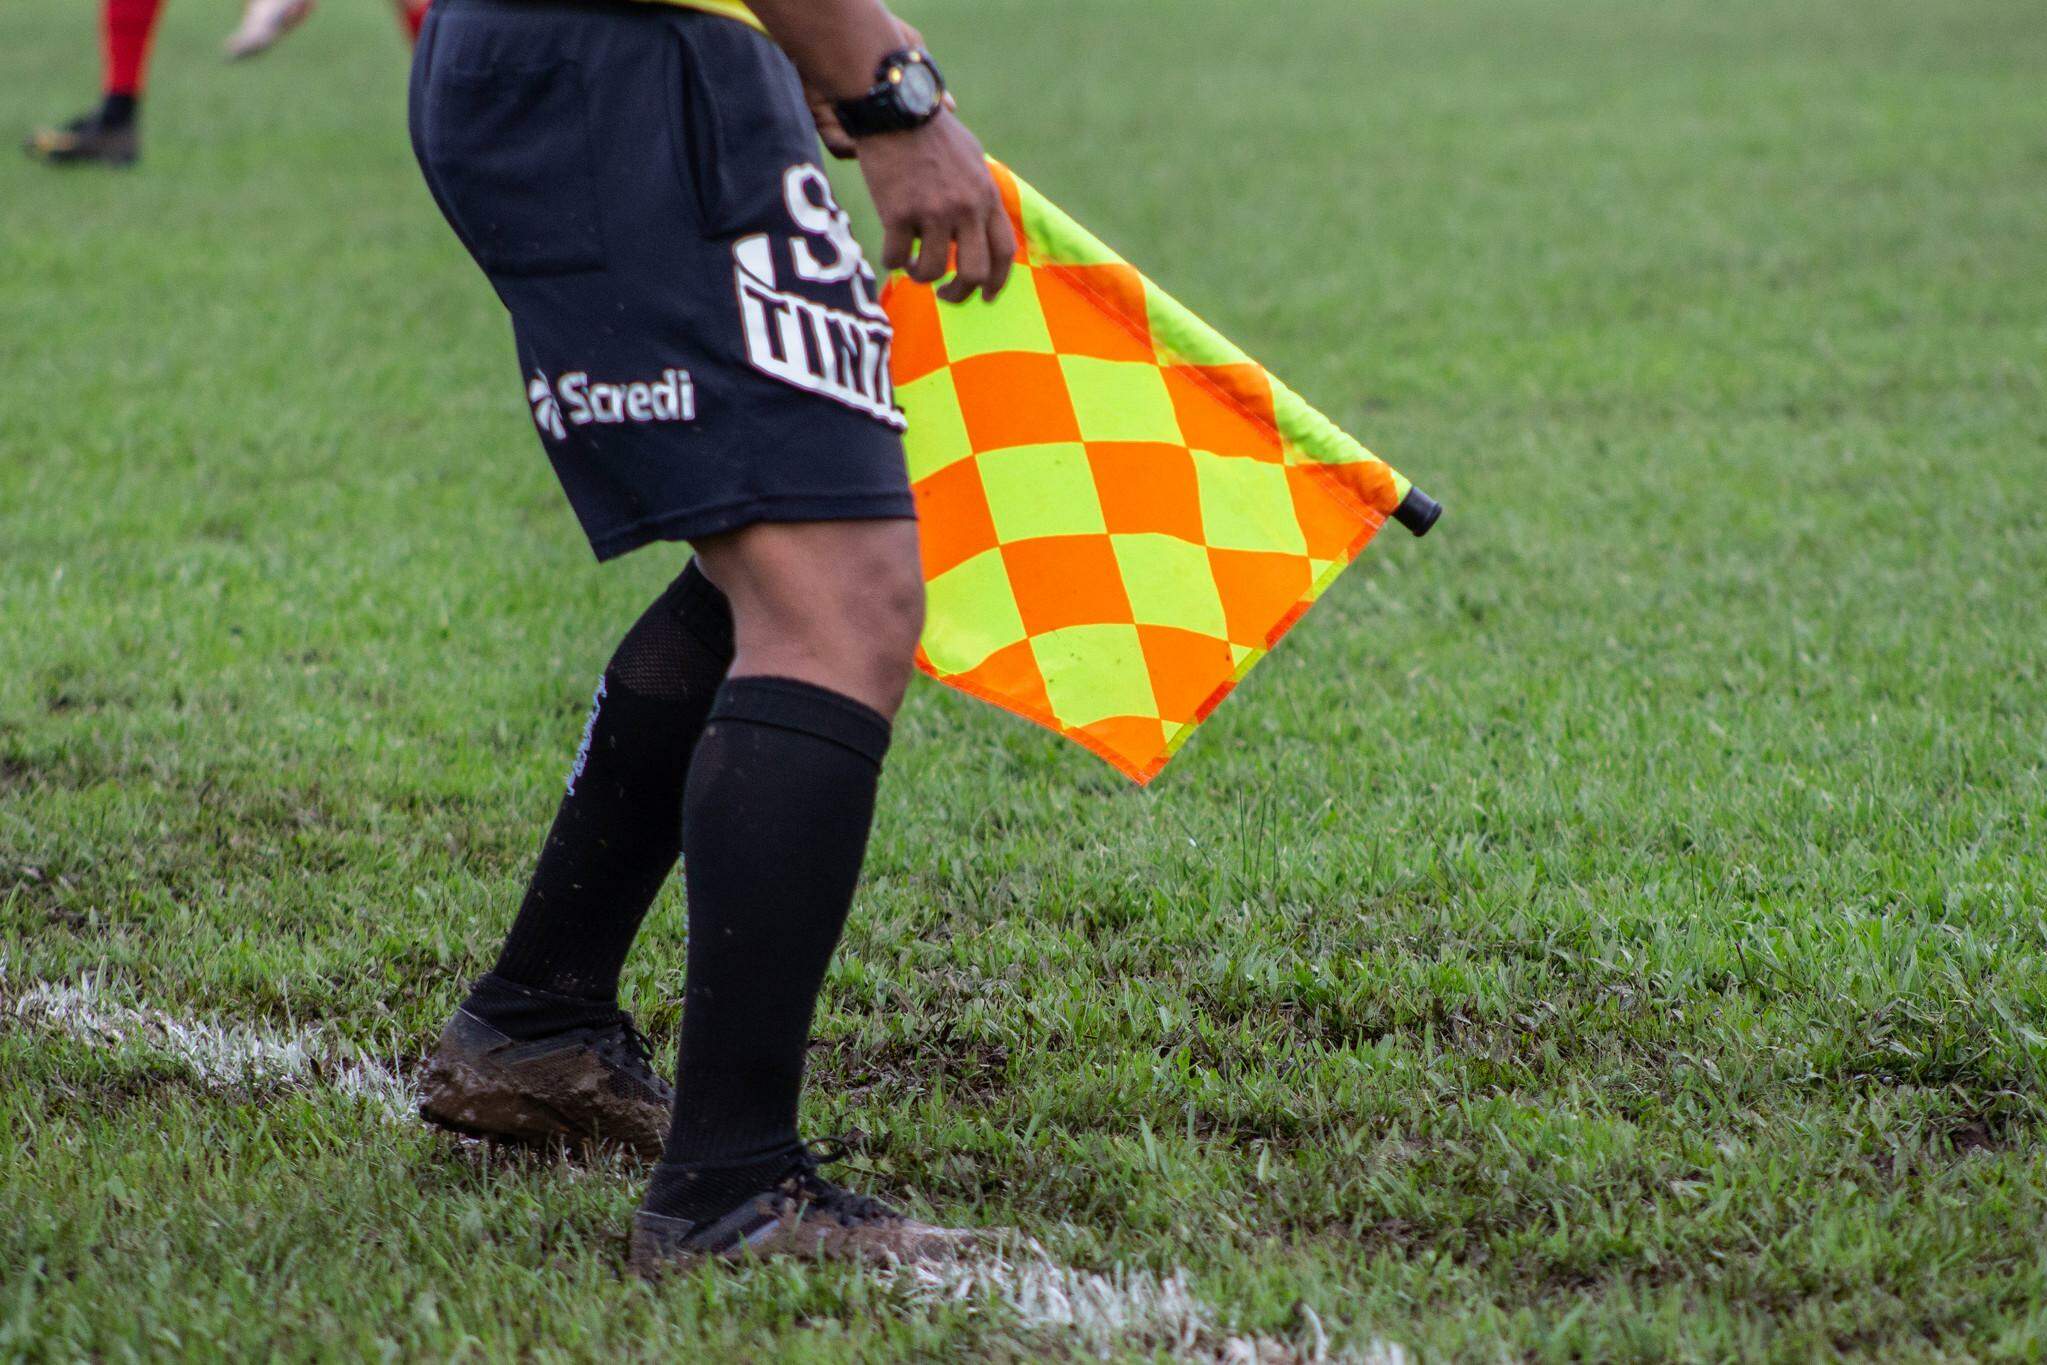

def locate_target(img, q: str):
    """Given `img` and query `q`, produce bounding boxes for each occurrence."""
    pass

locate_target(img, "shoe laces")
[789,1137,900,1226]
[595,1014,664,1086]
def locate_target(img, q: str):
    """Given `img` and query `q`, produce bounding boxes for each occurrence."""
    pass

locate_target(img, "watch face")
[896,61,942,118]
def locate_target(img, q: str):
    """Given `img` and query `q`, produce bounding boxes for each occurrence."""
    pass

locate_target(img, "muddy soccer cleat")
[23,111,138,167]
[630,1139,978,1272]
[223,0,317,59]
[419,1007,671,1159]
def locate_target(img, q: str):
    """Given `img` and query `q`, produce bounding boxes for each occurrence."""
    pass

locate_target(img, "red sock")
[397,0,429,44]
[101,0,168,97]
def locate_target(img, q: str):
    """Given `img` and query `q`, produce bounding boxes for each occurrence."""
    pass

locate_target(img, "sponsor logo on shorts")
[729,165,905,430]
[529,374,567,440]
[527,368,696,441]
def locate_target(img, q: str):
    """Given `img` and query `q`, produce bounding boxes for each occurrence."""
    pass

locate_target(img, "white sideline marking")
[6,970,1407,1363]
[6,971,414,1122]
[887,1246,1409,1364]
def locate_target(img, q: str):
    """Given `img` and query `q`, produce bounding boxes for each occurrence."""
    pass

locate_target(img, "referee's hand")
[856,113,1015,304]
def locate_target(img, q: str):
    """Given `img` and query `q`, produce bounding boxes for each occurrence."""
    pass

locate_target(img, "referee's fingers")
[906,218,955,285]
[938,227,988,304]
[981,206,1016,301]
[881,220,916,275]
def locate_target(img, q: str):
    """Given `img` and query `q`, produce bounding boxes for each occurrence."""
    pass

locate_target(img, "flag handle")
[1394,486,1443,537]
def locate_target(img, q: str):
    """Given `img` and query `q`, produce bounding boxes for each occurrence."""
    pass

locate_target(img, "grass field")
[4,0,2046,1357]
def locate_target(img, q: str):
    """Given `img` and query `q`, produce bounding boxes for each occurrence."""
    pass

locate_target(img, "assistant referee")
[406,0,1013,1267]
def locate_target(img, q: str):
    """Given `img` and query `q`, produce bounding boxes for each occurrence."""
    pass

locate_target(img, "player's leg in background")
[221,0,423,67]
[223,0,320,62]
[100,0,163,117]
[22,0,165,166]
[393,0,431,46]
[629,517,967,1263]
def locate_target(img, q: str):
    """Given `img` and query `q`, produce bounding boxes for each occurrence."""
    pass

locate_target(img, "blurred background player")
[222,0,322,59]
[22,0,430,167]
[227,0,433,58]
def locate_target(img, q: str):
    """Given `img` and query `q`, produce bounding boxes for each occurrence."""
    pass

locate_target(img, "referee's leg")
[630,516,969,1265]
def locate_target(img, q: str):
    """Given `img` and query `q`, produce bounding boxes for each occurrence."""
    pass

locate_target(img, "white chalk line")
[6,970,415,1121]
[891,1246,1409,1364]
[5,969,1406,1364]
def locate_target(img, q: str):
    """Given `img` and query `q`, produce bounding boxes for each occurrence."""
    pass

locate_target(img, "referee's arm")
[749,0,1014,303]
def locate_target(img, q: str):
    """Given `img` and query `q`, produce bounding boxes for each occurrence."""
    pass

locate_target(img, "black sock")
[98,93,138,130]
[641,1143,808,1226]
[470,561,733,1040]
[461,972,626,1037]
[646,676,891,1219]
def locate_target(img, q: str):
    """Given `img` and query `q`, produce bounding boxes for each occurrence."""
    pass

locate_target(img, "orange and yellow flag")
[883,160,1439,785]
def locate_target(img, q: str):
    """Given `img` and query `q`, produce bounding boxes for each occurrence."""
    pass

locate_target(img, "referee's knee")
[695,519,926,717]
[868,559,927,660]
[818,542,923,710]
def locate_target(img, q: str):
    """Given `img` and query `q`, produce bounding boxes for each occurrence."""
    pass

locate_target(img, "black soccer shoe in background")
[24,111,139,167]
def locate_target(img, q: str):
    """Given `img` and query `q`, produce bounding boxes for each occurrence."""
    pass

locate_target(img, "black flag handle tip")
[1393,486,1443,537]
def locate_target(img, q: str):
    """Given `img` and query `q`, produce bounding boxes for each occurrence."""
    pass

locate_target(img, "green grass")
[4,0,2046,1357]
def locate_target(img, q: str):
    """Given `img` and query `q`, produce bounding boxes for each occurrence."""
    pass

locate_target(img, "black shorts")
[409,0,913,560]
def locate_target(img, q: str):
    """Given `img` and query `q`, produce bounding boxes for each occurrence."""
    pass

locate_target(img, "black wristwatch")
[831,48,947,138]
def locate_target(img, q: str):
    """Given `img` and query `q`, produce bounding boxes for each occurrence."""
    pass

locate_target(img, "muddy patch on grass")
[0,749,92,795]
[28,1065,209,1123]
[0,743,154,797]
[0,857,95,930]
[811,1029,1014,1106]
[1869,1105,2033,1176]
[0,754,35,793]
[1941,1115,2012,1155]
[42,684,140,717]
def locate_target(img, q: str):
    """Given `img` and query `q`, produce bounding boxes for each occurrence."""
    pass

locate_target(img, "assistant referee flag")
[883,160,1440,785]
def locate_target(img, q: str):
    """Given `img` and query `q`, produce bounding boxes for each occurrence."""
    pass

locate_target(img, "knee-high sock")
[644,677,890,1218]
[102,0,168,98]
[470,561,733,1035]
